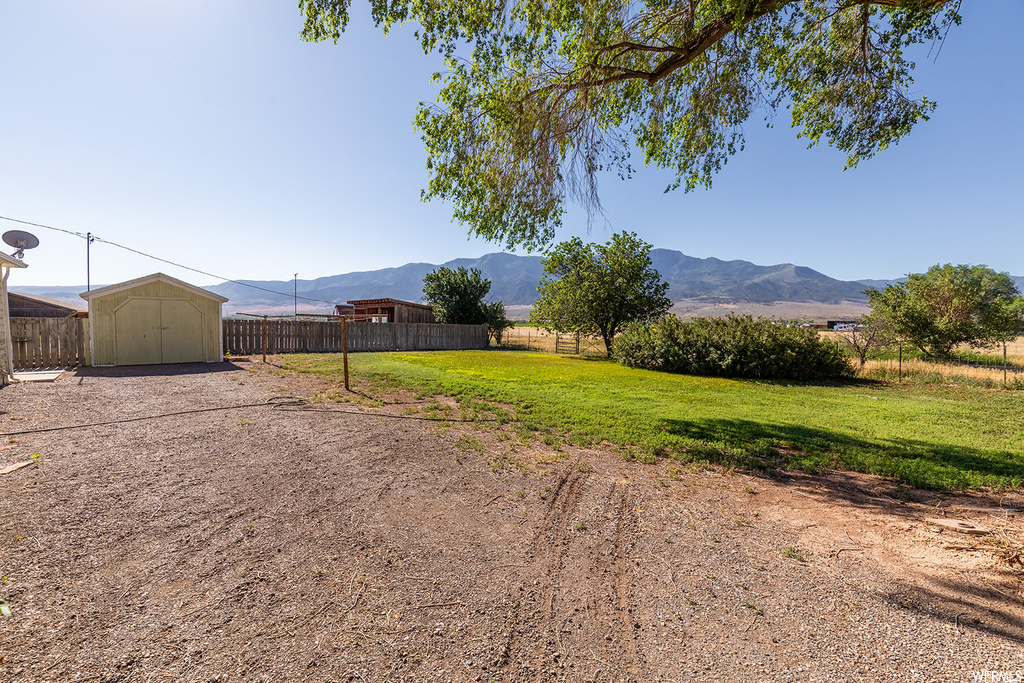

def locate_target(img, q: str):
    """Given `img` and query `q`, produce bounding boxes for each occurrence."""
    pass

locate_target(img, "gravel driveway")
[0,360,1021,682]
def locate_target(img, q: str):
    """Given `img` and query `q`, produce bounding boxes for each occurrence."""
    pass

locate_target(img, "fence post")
[342,317,350,391]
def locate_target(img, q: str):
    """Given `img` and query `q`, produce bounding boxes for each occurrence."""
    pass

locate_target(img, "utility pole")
[86,232,95,291]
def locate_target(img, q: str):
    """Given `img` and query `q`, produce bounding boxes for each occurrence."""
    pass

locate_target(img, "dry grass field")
[507,300,874,326]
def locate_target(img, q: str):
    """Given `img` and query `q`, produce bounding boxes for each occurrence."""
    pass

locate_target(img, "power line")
[0,214,338,306]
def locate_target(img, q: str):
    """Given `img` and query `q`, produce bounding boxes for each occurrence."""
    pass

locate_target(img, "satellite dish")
[3,230,40,259]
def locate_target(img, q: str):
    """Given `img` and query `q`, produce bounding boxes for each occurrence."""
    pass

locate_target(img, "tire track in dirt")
[593,482,645,679]
[495,464,588,677]
[492,467,648,680]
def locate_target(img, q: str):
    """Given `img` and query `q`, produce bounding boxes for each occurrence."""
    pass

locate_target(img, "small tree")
[422,266,491,325]
[422,267,512,344]
[865,264,1024,359]
[484,301,513,345]
[835,314,895,367]
[531,232,670,356]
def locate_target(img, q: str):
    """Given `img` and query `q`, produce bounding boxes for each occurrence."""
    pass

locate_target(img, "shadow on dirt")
[892,573,1024,645]
[73,362,246,378]
[659,417,1023,491]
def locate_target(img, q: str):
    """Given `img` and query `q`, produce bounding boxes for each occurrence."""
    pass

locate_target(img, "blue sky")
[1,1,1021,291]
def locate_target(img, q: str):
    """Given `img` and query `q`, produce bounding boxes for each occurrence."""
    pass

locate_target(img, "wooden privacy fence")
[223,320,488,355]
[10,317,88,368]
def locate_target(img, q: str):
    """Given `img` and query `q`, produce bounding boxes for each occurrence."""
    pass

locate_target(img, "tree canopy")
[422,266,493,324]
[865,264,1024,359]
[531,231,670,355]
[301,0,962,249]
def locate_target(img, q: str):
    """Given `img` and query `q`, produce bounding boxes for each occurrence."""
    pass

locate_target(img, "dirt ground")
[1,359,1022,683]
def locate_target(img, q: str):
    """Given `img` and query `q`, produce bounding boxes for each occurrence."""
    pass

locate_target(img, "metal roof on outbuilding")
[81,272,228,303]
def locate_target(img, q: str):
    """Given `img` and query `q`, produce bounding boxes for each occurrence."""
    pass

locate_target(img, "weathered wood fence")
[10,317,88,368]
[222,320,488,355]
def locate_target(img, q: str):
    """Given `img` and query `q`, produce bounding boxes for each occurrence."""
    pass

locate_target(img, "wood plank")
[0,461,36,475]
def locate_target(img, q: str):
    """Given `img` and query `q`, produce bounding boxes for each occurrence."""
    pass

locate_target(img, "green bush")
[615,315,853,380]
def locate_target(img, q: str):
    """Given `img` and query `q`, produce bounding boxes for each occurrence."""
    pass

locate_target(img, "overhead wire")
[0,395,496,437]
[0,214,338,307]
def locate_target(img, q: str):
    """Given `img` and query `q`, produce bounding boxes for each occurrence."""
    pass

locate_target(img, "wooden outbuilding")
[81,273,228,366]
[347,298,435,324]
[8,291,87,318]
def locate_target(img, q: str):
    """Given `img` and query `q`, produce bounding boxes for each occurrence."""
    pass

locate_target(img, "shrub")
[614,315,853,380]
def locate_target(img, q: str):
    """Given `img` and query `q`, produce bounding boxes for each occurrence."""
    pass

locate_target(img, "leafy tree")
[835,314,896,366]
[531,232,670,356]
[865,264,1024,359]
[301,0,962,249]
[422,266,491,324]
[484,300,514,344]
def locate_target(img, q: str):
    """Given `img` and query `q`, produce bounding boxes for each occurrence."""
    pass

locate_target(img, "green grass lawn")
[281,351,1024,491]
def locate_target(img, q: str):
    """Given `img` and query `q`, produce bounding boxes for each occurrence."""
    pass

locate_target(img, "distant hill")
[204,250,870,310]
[14,251,1023,314]
[648,250,868,304]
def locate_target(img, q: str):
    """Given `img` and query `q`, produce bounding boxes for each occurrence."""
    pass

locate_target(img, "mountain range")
[14,250,1024,314]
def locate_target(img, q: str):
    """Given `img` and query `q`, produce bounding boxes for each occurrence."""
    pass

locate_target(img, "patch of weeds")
[236,419,252,426]
[539,486,554,500]
[666,464,685,480]
[516,491,526,498]
[743,602,763,616]
[243,523,256,537]
[892,485,914,502]
[655,479,669,488]
[456,434,485,455]
[515,426,534,443]
[538,453,569,466]
[424,400,453,418]
[574,520,587,531]
[685,597,696,606]
[710,537,720,544]
[637,448,658,465]
[403,407,420,415]
[684,522,697,531]
[708,588,717,599]
[312,567,325,578]
[494,430,512,442]
[540,433,562,450]
[491,455,528,474]
[733,517,750,527]
[664,537,673,543]
[742,485,757,494]
[981,535,1011,549]
[576,460,593,473]
[783,546,804,562]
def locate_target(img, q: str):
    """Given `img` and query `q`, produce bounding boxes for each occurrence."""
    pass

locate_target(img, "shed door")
[114,299,163,365]
[160,300,204,363]
[113,298,206,365]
